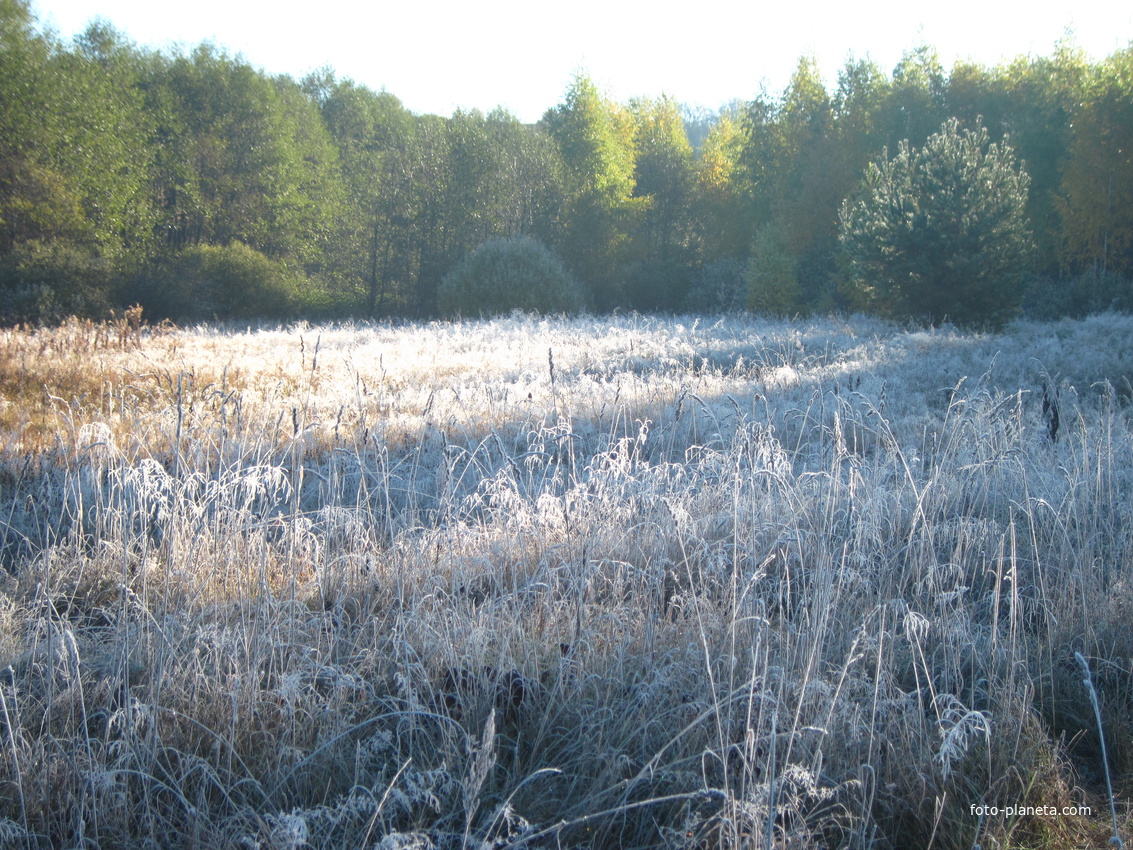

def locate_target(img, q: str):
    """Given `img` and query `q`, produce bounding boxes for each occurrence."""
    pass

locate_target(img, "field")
[0,312,1130,849]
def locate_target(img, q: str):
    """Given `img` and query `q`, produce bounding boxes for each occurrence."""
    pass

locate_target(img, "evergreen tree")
[1,0,1129,323]
[840,118,1034,328]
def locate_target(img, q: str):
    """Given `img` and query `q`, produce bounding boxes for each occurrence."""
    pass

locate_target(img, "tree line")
[2,0,1131,326]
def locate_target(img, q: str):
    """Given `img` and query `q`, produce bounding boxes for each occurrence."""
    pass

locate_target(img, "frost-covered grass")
[0,312,1130,848]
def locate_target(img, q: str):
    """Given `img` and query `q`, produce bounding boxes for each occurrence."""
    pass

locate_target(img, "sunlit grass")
[0,311,1130,848]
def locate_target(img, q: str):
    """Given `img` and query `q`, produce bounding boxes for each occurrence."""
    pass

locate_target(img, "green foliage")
[1,0,1130,323]
[543,74,644,308]
[746,222,803,315]
[147,45,344,266]
[308,73,416,315]
[696,111,747,259]
[405,108,567,316]
[53,22,157,261]
[1024,271,1133,320]
[313,74,567,318]
[0,1,86,251]
[620,257,694,313]
[0,159,90,251]
[839,118,1034,328]
[0,11,155,260]
[781,56,833,153]
[683,258,748,313]
[629,95,696,261]
[544,74,636,201]
[735,59,848,310]
[130,243,302,320]
[888,46,949,147]
[437,236,583,316]
[1059,45,1133,280]
[983,45,1086,276]
[0,239,111,323]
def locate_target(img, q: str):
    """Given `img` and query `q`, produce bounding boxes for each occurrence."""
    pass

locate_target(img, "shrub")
[839,118,1034,329]
[620,258,694,313]
[0,239,111,324]
[746,222,804,316]
[683,258,748,313]
[438,236,584,316]
[1023,271,1133,320]
[128,242,302,321]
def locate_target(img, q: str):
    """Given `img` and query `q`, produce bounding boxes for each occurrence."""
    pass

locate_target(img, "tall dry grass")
[0,312,1130,849]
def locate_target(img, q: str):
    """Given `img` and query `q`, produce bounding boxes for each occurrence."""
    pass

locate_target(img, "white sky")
[31,0,1133,122]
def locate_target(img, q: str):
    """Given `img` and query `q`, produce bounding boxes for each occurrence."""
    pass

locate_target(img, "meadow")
[0,312,1130,849]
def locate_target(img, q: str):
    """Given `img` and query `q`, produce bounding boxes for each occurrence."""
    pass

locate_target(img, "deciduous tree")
[543,74,644,309]
[1060,46,1133,282]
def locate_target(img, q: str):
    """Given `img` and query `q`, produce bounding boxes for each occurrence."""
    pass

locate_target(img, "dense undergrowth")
[0,312,1130,848]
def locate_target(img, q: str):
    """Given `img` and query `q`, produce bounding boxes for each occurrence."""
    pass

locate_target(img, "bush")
[620,258,694,313]
[1023,271,1133,320]
[438,236,584,317]
[127,243,302,321]
[683,258,748,313]
[0,239,111,324]
[839,118,1034,329]
[746,223,804,316]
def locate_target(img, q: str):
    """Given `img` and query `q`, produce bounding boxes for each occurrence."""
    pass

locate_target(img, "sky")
[30,0,1133,123]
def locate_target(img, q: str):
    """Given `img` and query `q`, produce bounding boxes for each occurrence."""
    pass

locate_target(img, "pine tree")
[839,118,1034,328]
